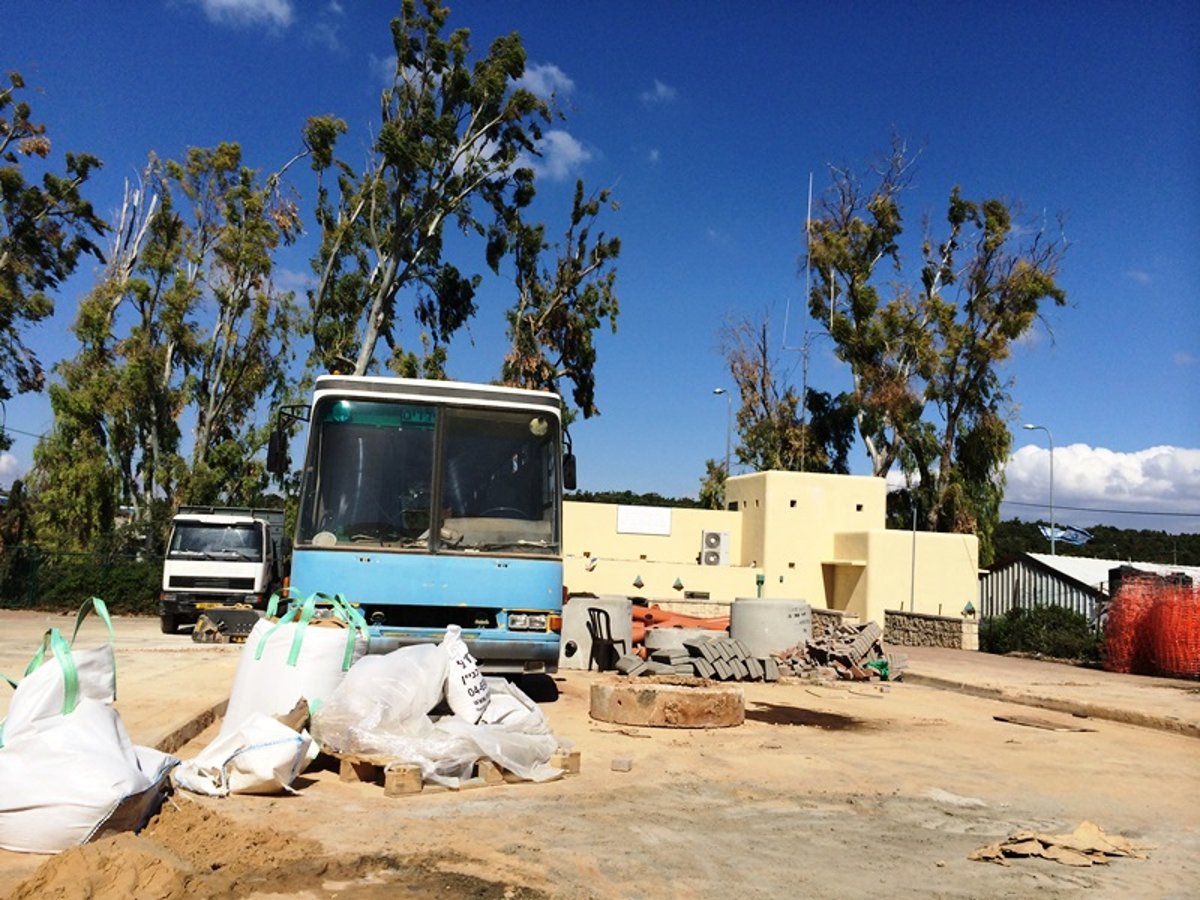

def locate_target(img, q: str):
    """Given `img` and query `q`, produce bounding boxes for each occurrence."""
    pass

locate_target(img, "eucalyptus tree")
[498,179,620,418]
[304,0,550,378]
[0,70,106,445]
[33,145,302,548]
[805,141,1067,558]
[718,316,854,476]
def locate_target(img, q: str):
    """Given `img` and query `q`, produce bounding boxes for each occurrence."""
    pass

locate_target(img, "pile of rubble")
[774,621,906,681]
[616,635,782,683]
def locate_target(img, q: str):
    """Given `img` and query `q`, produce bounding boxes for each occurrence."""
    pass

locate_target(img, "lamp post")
[1023,423,1055,555]
[712,388,732,480]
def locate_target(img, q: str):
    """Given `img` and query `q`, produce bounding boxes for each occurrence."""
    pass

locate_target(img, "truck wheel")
[160,614,178,634]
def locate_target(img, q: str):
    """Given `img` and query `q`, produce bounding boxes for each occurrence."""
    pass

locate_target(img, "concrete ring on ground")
[590,677,745,728]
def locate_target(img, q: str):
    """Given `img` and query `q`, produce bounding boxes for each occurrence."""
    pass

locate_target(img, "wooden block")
[550,748,582,774]
[340,758,382,784]
[383,763,423,796]
[476,759,505,785]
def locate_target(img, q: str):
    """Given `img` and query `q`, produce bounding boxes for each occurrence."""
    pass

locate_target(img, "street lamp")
[1023,423,1055,555]
[712,388,732,480]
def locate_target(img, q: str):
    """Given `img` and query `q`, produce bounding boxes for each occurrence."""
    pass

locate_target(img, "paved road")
[1,610,240,751]
[3,611,1198,751]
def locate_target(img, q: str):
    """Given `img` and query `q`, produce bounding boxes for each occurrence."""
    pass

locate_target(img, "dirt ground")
[4,670,1199,899]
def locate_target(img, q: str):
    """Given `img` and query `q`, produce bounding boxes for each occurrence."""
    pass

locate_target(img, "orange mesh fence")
[1103,582,1156,674]
[1146,586,1200,679]
[1105,581,1200,678]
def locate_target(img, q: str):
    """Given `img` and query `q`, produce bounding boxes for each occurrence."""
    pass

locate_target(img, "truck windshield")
[168,523,263,560]
[296,397,559,555]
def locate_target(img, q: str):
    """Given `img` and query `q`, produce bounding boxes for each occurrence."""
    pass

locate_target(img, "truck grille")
[168,576,256,590]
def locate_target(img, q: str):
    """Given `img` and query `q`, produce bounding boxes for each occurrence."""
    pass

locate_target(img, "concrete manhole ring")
[589,677,745,728]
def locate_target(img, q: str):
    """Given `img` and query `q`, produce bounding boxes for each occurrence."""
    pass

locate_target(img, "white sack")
[1,599,117,748]
[174,712,316,797]
[317,675,561,788]
[441,624,490,723]
[221,615,367,738]
[0,698,177,854]
[310,644,447,755]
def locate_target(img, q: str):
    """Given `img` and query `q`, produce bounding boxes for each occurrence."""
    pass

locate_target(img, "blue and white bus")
[269,376,573,674]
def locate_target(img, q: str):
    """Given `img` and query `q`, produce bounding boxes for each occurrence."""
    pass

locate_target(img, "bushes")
[981,605,1101,663]
[0,546,161,615]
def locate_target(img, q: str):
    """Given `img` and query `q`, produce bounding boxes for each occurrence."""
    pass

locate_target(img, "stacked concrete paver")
[614,621,905,683]
[616,635,781,682]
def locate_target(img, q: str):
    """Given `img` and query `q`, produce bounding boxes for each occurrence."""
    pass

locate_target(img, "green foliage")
[980,605,1101,663]
[805,139,1067,548]
[718,316,855,476]
[0,545,161,615]
[307,0,551,377]
[500,179,621,418]
[30,145,302,550]
[698,458,726,510]
[567,489,702,509]
[992,519,1200,567]
[0,70,107,436]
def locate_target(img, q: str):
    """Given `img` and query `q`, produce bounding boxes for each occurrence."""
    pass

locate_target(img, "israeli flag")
[1039,525,1093,545]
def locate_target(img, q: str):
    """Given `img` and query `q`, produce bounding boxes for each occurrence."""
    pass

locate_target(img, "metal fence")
[0,545,162,614]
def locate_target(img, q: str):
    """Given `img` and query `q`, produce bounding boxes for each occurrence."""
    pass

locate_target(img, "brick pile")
[774,620,906,681]
[615,635,782,683]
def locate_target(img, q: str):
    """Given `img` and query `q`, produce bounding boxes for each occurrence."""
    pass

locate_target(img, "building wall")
[562,502,760,606]
[563,472,979,627]
[727,471,884,606]
[978,557,1102,624]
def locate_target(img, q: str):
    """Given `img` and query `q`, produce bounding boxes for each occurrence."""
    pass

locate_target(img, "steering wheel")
[478,506,531,520]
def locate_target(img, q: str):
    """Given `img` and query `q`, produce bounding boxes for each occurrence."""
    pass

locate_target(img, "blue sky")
[2,0,1198,535]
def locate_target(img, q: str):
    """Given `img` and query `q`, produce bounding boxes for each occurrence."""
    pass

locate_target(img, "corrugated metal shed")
[977,554,1200,625]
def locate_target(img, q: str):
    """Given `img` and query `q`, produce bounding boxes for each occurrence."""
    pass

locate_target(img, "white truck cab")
[159,506,285,634]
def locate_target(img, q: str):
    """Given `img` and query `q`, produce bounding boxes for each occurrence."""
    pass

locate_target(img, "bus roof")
[312,375,563,415]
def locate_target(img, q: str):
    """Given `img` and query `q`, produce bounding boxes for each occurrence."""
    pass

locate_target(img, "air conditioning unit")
[701,530,729,566]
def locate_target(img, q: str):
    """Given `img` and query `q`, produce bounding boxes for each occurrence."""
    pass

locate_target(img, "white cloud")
[640,79,677,105]
[647,148,660,163]
[0,452,22,488]
[370,53,396,86]
[1126,269,1152,285]
[306,22,340,51]
[274,267,313,293]
[515,63,574,100]
[526,130,592,181]
[1006,444,1200,522]
[192,0,293,28]
[1174,351,1198,367]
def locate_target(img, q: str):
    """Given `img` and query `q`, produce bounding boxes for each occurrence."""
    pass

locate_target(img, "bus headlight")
[507,613,549,632]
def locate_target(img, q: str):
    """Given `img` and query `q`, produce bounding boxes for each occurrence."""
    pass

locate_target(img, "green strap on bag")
[252,590,369,673]
[0,599,109,749]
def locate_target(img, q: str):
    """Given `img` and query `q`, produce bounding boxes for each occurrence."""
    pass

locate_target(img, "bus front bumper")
[366,632,560,675]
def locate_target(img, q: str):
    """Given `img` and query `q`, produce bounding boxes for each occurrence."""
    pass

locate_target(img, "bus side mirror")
[563,453,577,491]
[267,428,288,477]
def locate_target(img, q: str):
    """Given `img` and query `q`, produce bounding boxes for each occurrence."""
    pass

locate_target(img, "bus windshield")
[296,397,560,555]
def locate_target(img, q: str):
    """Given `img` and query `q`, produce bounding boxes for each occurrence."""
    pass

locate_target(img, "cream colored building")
[564,471,979,626]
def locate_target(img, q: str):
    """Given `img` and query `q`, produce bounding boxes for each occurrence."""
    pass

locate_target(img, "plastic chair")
[586,607,627,671]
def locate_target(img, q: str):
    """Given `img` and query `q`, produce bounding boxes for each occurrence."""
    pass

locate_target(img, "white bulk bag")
[174,712,316,797]
[220,592,368,738]
[0,699,176,853]
[0,598,116,748]
[0,601,177,855]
